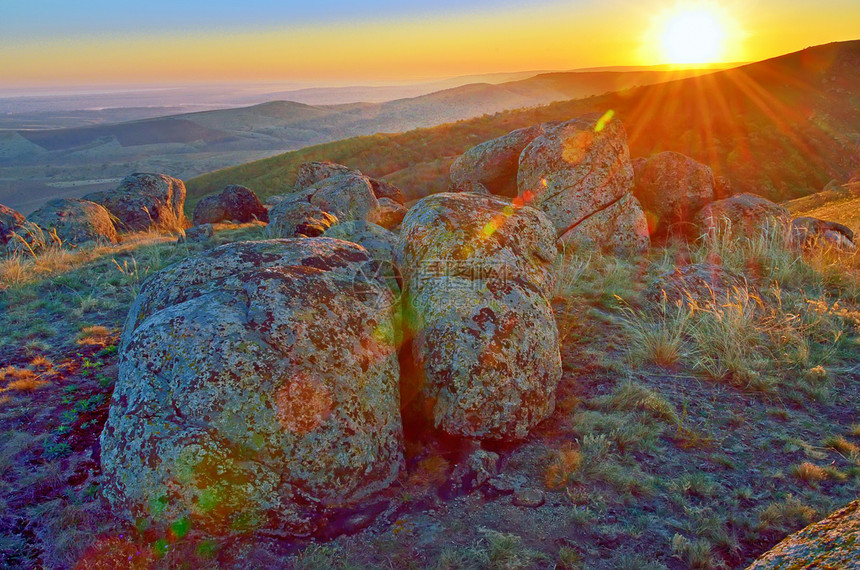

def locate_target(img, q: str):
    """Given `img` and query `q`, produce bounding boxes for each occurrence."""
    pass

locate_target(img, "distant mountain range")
[187,40,860,211]
[0,67,720,213]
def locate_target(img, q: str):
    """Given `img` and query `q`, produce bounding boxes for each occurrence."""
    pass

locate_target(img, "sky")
[2,0,859,89]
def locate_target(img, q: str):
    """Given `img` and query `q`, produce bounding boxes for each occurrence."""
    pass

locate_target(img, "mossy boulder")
[84,173,187,232]
[25,198,117,248]
[192,184,268,225]
[100,239,404,536]
[398,193,561,440]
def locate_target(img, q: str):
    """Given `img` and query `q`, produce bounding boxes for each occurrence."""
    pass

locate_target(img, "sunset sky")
[2,0,859,89]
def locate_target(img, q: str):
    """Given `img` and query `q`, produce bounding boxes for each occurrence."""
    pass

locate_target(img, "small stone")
[181,224,214,243]
[512,488,545,508]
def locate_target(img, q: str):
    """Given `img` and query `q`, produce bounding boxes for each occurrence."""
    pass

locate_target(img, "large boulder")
[0,203,25,245]
[398,193,562,440]
[747,499,859,569]
[324,221,401,305]
[696,193,790,239]
[100,239,404,536]
[192,185,268,225]
[632,151,715,238]
[518,115,633,234]
[84,173,187,233]
[25,199,117,248]
[266,200,338,238]
[517,114,649,254]
[306,173,379,223]
[450,125,546,197]
[791,216,855,251]
[558,193,650,256]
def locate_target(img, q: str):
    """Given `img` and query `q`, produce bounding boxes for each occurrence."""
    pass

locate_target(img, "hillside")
[187,40,860,210]
[0,68,713,214]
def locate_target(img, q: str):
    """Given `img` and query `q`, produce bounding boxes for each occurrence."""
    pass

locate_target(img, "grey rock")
[558,193,650,256]
[791,216,855,251]
[266,200,338,238]
[181,223,213,243]
[512,488,545,508]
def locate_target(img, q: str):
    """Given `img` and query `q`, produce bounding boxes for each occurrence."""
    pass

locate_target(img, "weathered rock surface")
[369,178,406,205]
[632,151,715,238]
[192,185,268,225]
[450,180,491,195]
[84,173,187,232]
[398,193,562,440]
[517,115,649,254]
[324,221,401,303]
[266,200,338,238]
[372,197,407,230]
[294,161,354,192]
[747,499,859,569]
[180,223,213,243]
[407,276,561,440]
[696,193,790,238]
[25,199,117,248]
[646,263,748,308]
[0,203,25,245]
[558,193,650,255]
[791,216,856,251]
[450,125,546,197]
[518,115,633,235]
[100,239,404,536]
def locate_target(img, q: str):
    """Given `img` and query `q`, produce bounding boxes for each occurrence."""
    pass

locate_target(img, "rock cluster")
[266,162,407,238]
[450,115,650,255]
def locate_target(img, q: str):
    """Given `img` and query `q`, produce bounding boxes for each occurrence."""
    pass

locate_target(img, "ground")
[0,219,858,569]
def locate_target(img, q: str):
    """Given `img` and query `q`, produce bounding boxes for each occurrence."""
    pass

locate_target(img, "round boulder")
[26,199,117,247]
[192,185,268,225]
[558,193,650,256]
[407,275,561,440]
[100,239,404,536]
[632,151,715,238]
[294,161,355,192]
[84,173,187,232]
[791,216,855,251]
[450,124,546,198]
[696,193,790,239]
[266,200,338,238]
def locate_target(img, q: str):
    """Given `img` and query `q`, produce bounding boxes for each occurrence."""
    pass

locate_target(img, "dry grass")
[545,445,583,490]
[791,462,829,484]
[823,435,860,457]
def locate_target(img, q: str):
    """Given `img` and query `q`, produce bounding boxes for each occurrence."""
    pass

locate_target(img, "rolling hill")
[0,68,715,214]
[186,40,860,211]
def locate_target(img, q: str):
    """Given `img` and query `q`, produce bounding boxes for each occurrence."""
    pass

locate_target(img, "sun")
[660,6,727,64]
